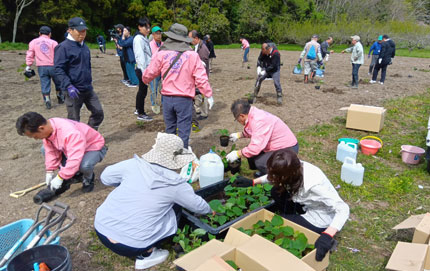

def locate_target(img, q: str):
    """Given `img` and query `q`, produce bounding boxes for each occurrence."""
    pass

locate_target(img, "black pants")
[135,69,148,115]
[271,186,325,234]
[65,90,104,130]
[120,57,128,81]
[248,143,299,175]
[372,63,388,83]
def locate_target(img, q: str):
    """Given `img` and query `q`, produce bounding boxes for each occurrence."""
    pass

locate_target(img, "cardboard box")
[345,104,386,132]
[386,242,430,271]
[393,213,430,244]
[174,227,315,271]
[231,209,329,271]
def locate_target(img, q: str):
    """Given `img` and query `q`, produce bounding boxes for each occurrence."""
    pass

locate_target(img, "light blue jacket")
[94,155,211,248]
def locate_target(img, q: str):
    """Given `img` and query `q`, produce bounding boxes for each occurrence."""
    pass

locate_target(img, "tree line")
[1,0,429,49]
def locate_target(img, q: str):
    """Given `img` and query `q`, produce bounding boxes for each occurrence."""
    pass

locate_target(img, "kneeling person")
[16,112,107,193]
[94,133,212,270]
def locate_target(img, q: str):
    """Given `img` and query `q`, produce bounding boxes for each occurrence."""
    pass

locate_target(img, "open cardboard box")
[174,227,315,271]
[344,104,386,132]
[393,213,430,244]
[231,209,329,271]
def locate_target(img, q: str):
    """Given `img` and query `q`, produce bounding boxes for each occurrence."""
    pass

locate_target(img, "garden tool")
[10,182,46,198]
[152,81,161,114]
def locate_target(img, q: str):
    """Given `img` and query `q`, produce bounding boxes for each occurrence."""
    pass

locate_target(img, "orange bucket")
[360,136,383,155]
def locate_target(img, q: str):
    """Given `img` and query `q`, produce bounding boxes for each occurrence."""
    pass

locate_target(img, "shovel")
[10,182,46,198]
[152,82,161,114]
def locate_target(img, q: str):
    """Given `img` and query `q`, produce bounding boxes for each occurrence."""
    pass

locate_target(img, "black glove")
[317,60,323,66]
[315,233,335,261]
[232,176,253,187]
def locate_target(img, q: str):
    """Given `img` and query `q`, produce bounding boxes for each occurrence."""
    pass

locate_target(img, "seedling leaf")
[271,215,284,227]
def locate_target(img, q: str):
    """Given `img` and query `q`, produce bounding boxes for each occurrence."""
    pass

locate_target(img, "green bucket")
[338,138,359,146]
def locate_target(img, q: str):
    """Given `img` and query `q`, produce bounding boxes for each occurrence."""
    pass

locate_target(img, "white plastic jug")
[341,157,364,186]
[199,150,224,188]
[336,142,358,163]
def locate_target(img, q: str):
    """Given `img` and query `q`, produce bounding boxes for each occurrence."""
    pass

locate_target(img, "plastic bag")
[179,146,200,183]
[293,65,302,74]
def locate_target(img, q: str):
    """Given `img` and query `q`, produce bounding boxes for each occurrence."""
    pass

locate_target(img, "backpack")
[307,45,316,60]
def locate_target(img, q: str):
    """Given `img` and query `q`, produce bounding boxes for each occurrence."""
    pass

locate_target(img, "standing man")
[97,34,106,54]
[26,26,64,109]
[226,100,298,177]
[368,35,382,75]
[205,35,216,73]
[16,112,107,193]
[240,37,250,66]
[133,18,153,121]
[341,35,364,89]
[320,37,334,62]
[298,35,323,83]
[149,26,163,114]
[253,43,283,105]
[54,17,104,130]
[142,23,214,148]
[189,30,210,121]
[370,35,396,85]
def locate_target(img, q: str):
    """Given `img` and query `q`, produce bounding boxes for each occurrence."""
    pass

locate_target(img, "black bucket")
[7,245,72,271]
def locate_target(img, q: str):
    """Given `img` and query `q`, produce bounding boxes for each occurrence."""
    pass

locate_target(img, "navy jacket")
[97,35,106,45]
[117,36,135,63]
[379,39,396,65]
[54,39,93,92]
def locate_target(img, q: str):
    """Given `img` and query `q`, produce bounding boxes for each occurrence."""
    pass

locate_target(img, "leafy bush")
[172,225,215,254]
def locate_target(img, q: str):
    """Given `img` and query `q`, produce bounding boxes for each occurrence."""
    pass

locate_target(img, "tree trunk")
[12,0,34,43]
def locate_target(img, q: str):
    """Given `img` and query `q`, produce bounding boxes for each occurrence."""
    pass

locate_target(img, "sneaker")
[192,123,200,132]
[379,81,384,85]
[127,84,138,88]
[120,79,128,84]
[137,114,153,121]
[135,249,169,270]
[351,85,358,89]
[134,109,139,115]
[82,173,95,193]
[197,115,208,121]
[45,100,52,109]
[57,95,65,104]
[369,80,376,84]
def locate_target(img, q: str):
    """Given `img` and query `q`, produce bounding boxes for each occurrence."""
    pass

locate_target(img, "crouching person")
[234,149,349,261]
[16,112,107,194]
[94,133,212,270]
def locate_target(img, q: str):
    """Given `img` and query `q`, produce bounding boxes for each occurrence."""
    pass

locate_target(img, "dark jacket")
[379,39,396,65]
[321,41,330,58]
[117,36,135,63]
[206,40,216,58]
[97,35,106,45]
[54,39,93,92]
[257,48,281,75]
[196,40,210,76]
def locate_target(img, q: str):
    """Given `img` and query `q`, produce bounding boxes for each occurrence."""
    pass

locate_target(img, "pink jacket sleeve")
[241,119,273,158]
[44,141,62,171]
[142,53,162,84]
[58,132,86,179]
[26,40,35,66]
[192,54,213,97]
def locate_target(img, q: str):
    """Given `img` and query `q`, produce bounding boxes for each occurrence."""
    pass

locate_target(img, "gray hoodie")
[94,155,211,248]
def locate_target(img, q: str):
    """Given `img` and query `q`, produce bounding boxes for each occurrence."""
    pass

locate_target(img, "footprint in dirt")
[255,96,280,106]
[234,76,253,81]
[390,73,402,78]
[105,120,165,144]
[322,87,344,94]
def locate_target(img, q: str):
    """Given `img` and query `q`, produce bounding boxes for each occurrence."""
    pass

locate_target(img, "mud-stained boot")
[276,92,283,105]
[44,95,51,109]
[304,75,309,83]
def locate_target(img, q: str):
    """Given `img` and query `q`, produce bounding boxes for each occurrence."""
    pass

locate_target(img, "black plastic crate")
[182,179,274,235]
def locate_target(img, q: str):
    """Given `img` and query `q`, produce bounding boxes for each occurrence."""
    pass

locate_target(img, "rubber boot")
[56,90,65,104]
[82,173,95,193]
[310,71,315,83]
[44,95,51,109]
[276,92,283,105]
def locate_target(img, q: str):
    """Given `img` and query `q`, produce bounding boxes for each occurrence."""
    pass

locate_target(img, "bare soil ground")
[0,48,429,270]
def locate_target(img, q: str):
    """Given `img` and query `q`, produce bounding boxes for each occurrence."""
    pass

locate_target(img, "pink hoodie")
[241,39,249,49]
[241,106,297,158]
[142,50,212,98]
[26,35,58,66]
[43,118,105,179]
[149,39,163,56]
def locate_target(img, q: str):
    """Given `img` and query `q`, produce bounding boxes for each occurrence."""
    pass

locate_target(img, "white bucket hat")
[142,133,194,169]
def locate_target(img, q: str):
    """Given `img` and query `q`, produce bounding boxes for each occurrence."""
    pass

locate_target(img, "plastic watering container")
[400,145,426,165]
[199,150,224,188]
[341,157,364,186]
[338,138,359,147]
[336,142,358,163]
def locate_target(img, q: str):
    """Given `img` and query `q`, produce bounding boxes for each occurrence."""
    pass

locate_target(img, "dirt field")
[1,48,429,270]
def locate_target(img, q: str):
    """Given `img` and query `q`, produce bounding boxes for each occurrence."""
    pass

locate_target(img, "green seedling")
[238,214,314,258]
[172,225,214,254]
[226,260,240,270]
[211,144,236,168]
[218,129,229,136]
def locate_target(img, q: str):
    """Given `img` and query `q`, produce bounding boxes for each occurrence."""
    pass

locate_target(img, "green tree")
[0,1,9,43]
[236,0,269,42]
[198,4,231,43]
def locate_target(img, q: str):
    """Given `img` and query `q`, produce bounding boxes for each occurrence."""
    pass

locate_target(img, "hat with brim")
[152,26,162,33]
[39,26,51,35]
[163,23,192,43]
[142,133,194,169]
[68,17,88,31]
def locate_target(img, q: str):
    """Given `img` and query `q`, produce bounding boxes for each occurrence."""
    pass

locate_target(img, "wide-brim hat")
[142,133,194,169]
[164,23,192,43]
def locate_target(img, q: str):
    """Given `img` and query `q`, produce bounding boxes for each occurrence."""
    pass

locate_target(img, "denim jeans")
[149,76,161,106]
[243,47,250,62]
[162,95,193,148]
[352,63,361,86]
[38,66,62,95]
[125,61,139,85]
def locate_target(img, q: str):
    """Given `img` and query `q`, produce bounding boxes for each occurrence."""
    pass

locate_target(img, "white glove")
[257,66,262,76]
[207,96,214,110]
[325,55,329,62]
[201,60,206,67]
[260,70,266,76]
[378,59,382,64]
[45,171,55,186]
[25,66,31,72]
[50,175,63,190]
[226,151,240,163]
[229,132,241,142]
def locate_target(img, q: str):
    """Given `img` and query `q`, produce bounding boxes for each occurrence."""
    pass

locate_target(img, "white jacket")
[133,34,152,71]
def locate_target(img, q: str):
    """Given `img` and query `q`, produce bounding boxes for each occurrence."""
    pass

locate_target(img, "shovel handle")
[10,182,46,198]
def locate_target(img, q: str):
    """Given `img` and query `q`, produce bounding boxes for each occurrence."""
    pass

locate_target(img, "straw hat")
[142,133,194,169]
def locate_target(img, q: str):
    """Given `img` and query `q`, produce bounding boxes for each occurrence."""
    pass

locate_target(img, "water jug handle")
[344,157,356,165]
[347,143,357,150]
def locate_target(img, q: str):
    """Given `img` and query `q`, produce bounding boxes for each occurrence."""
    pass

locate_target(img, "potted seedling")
[244,93,253,104]
[218,129,230,147]
[172,225,215,257]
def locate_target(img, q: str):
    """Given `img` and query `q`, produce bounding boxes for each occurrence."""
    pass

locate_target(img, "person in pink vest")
[240,37,250,65]
[148,26,163,113]
[16,112,107,194]
[26,26,64,109]
[226,99,299,177]
[142,23,214,148]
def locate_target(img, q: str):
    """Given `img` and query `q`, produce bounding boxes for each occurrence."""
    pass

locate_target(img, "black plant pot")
[248,98,254,104]
[220,135,229,147]
[315,85,320,90]
[229,159,241,174]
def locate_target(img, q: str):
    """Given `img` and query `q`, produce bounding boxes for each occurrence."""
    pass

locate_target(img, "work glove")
[260,70,266,76]
[378,58,382,64]
[226,151,240,163]
[325,55,330,62]
[50,175,63,190]
[25,65,31,72]
[257,66,262,76]
[315,232,335,261]
[298,58,302,64]
[232,176,253,187]
[207,96,214,110]
[317,60,323,66]
[229,132,241,142]
[45,171,55,186]
[67,85,80,99]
